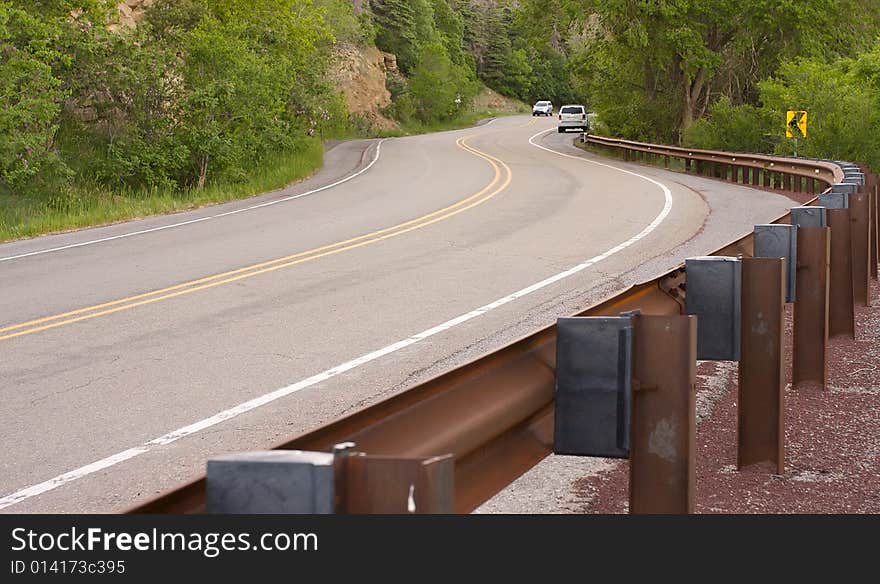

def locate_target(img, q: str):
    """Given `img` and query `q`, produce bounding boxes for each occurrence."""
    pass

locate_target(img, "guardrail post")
[738,257,785,473]
[552,313,697,514]
[792,226,830,390]
[629,314,697,514]
[819,192,855,338]
[850,191,871,306]
[207,450,336,513]
[868,184,880,280]
[827,208,855,338]
[685,256,740,361]
[336,451,455,513]
[754,224,797,302]
[684,257,741,361]
[205,447,454,514]
[554,316,634,458]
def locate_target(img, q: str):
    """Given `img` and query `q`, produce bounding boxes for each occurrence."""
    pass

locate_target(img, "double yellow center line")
[0,136,513,342]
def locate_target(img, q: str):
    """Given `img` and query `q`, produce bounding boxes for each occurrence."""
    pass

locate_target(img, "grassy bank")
[0,140,324,243]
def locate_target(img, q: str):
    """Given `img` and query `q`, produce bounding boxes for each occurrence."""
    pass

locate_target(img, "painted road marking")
[0,125,673,510]
[0,140,386,263]
[0,117,510,263]
[0,137,512,342]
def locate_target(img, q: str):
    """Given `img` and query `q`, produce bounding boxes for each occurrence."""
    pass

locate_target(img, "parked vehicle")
[558,104,589,132]
[532,100,553,116]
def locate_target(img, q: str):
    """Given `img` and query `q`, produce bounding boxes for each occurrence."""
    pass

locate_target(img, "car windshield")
[560,106,583,114]
[535,101,550,106]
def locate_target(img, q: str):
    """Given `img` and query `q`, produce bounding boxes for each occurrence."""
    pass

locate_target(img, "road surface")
[0,116,798,512]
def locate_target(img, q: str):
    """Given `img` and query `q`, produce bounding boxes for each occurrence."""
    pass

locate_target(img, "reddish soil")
[574,277,880,513]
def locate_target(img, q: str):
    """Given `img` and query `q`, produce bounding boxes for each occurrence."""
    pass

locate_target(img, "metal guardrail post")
[629,314,697,514]
[871,178,880,280]
[827,209,855,338]
[792,206,826,228]
[850,192,871,306]
[684,257,741,361]
[738,257,785,473]
[792,226,830,389]
[204,447,454,514]
[552,313,696,514]
[553,316,634,458]
[336,451,455,514]
[206,451,336,513]
[754,224,797,302]
[871,181,878,280]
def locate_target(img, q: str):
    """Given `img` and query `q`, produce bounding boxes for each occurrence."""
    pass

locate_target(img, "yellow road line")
[0,135,514,342]
[0,137,500,335]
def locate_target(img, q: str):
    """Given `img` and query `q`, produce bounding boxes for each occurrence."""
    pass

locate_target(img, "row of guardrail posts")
[555,163,876,513]
[605,141,823,195]
[201,161,876,515]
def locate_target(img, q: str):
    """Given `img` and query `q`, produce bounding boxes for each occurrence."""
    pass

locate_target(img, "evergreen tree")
[372,0,436,74]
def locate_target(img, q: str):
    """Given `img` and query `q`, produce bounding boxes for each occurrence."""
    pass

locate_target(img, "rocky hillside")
[327,44,398,132]
[111,0,152,30]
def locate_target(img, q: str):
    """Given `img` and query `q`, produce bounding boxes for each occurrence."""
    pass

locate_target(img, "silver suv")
[558,104,588,133]
[532,100,553,116]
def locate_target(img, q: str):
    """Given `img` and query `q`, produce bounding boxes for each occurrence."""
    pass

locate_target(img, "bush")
[683,96,778,153]
[2,0,355,196]
[408,42,477,122]
[0,2,67,192]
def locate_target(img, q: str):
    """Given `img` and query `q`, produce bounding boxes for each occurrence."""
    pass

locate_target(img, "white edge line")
[0,140,385,263]
[0,126,672,511]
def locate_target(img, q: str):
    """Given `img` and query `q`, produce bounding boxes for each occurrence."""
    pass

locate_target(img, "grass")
[0,140,324,243]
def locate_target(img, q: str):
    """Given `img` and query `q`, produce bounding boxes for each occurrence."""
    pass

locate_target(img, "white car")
[558,104,589,133]
[532,100,553,116]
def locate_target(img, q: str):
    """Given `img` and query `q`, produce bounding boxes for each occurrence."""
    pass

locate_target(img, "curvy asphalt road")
[0,116,798,512]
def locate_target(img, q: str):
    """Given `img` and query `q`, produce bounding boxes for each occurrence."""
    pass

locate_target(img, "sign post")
[786,110,808,157]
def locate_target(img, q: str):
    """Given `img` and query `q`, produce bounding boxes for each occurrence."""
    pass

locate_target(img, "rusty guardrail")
[129,139,875,514]
[584,135,844,194]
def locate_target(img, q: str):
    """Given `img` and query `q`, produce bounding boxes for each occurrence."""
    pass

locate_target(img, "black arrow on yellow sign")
[786,110,807,138]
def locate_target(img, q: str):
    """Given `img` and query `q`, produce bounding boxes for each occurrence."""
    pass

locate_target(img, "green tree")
[0,2,66,191]
[408,42,478,121]
[683,96,777,153]
[372,0,437,74]
[570,0,880,142]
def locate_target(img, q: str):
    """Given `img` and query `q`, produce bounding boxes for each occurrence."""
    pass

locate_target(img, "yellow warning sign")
[786,110,807,138]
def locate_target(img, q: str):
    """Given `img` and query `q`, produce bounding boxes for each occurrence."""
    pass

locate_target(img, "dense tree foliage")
[0,2,67,190]
[552,0,880,144]
[686,46,880,168]
[5,0,880,202]
[371,0,480,123]
[2,0,353,196]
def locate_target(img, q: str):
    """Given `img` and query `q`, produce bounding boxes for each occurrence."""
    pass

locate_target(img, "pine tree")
[372,0,436,74]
